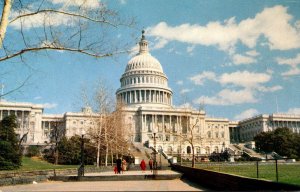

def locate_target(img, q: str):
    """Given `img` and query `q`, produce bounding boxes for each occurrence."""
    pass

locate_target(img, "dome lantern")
[139,30,149,54]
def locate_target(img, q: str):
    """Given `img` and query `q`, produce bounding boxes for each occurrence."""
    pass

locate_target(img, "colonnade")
[0,109,30,129]
[121,74,167,87]
[118,89,172,105]
[141,114,189,134]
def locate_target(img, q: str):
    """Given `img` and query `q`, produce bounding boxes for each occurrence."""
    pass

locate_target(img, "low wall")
[0,167,107,186]
[172,164,300,191]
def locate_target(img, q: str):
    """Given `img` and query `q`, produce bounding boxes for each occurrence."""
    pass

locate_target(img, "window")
[207,131,211,138]
[187,146,191,154]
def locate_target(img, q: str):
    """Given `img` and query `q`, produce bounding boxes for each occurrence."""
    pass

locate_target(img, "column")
[134,90,137,103]
[162,115,165,135]
[151,114,154,131]
[169,115,171,132]
[139,90,142,102]
[129,91,132,103]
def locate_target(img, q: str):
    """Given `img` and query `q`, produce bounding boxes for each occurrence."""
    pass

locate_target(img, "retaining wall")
[0,167,104,186]
[171,164,300,191]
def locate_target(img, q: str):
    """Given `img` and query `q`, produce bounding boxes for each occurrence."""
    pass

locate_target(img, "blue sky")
[1,0,300,120]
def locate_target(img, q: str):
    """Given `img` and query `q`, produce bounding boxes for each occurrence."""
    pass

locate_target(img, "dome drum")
[117,89,172,106]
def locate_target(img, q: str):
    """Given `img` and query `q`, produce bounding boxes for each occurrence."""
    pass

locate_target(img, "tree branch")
[0,46,129,62]
[9,9,118,27]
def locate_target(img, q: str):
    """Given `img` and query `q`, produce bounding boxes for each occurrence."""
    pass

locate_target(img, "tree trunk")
[111,147,113,166]
[0,0,11,47]
[96,139,101,167]
[54,142,59,165]
[105,143,108,166]
[191,144,195,168]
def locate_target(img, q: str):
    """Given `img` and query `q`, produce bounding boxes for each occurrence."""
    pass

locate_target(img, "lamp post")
[153,128,158,176]
[78,130,86,177]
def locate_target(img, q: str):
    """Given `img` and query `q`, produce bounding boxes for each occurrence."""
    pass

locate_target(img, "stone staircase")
[130,142,170,168]
[229,144,265,159]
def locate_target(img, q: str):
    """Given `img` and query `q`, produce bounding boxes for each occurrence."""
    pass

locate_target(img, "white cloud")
[234,108,259,120]
[186,45,195,55]
[152,38,168,49]
[276,53,300,76]
[180,89,191,94]
[190,71,216,85]
[257,85,283,92]
[147,5,300,52]
[128,44,139,57]
[41,102,57,109]
[190,70,281,105]
[50,0,101,9]
[10,9,76,30]
[34,96,42,100]
[287,108,300,114]
[119,0,127,4]
[176,80,183,85]
[232,54,256,65]
[177,102,194,109]
[194,88,258,106]
[10,0,101,30]
[219,71,271,88]
[246,50,260,57]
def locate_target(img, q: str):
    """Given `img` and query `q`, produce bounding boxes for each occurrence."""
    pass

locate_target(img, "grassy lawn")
[0,157,79,173]
[19,157,79,171]
[193,162,300,186]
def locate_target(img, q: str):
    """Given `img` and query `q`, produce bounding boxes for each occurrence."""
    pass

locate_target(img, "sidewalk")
[80,169,179,176]
[51,169,182,182]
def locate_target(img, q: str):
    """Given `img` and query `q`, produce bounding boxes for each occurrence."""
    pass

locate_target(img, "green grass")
[19,157,79,171]
[0,157,79,173]
[193,162,300,186]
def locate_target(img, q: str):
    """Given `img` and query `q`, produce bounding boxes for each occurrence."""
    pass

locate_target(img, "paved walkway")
[0,170,205,191]
[77,169,180,176]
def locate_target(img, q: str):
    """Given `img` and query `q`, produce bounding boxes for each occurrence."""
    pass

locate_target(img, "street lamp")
[153,128,158,176]
[78,129,86,177]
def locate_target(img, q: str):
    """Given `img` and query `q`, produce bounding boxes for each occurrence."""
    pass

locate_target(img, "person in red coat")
[140,159,146,172]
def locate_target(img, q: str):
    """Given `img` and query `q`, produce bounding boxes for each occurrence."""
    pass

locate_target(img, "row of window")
[121,75,167,86]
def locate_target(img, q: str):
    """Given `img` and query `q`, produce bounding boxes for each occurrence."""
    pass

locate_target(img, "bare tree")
[174,104,203,168]
[50,120,65,165]
[0,0,135,97]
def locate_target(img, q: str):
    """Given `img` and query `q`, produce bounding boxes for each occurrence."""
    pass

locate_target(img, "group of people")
[114,158,155,174]
[140,158,154,172]
[114,158,127,174]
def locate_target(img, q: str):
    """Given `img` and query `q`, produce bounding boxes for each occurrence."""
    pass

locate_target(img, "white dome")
[125,53,163,73]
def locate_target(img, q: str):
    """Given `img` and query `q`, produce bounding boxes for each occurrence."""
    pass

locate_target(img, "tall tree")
[0,114,22,170]
[0,0,134,97]
[254,127,299,158]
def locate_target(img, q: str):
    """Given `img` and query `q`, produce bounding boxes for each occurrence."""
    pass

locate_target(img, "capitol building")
[1,32,300,157]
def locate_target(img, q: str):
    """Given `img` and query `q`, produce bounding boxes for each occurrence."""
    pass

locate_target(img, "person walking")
[116,158,122,174]
[149,158,154,172]
[122,159,127,173]
[140,159,146,172]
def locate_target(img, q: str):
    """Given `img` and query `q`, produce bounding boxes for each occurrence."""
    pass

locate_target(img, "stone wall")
[0,167,106,186]
[171,164,300,191]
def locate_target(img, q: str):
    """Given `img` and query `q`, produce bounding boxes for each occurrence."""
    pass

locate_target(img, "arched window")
[205,147,210,154]
[187,146,191,154]
[207,131,211,138]
[214,146,219,153]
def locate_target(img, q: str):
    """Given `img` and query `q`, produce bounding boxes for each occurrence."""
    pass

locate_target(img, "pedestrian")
[140,159,146,172]
[149,158,154,172]
[114,166,117,174]
[122,159,127,173]
[116,158,122,174]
